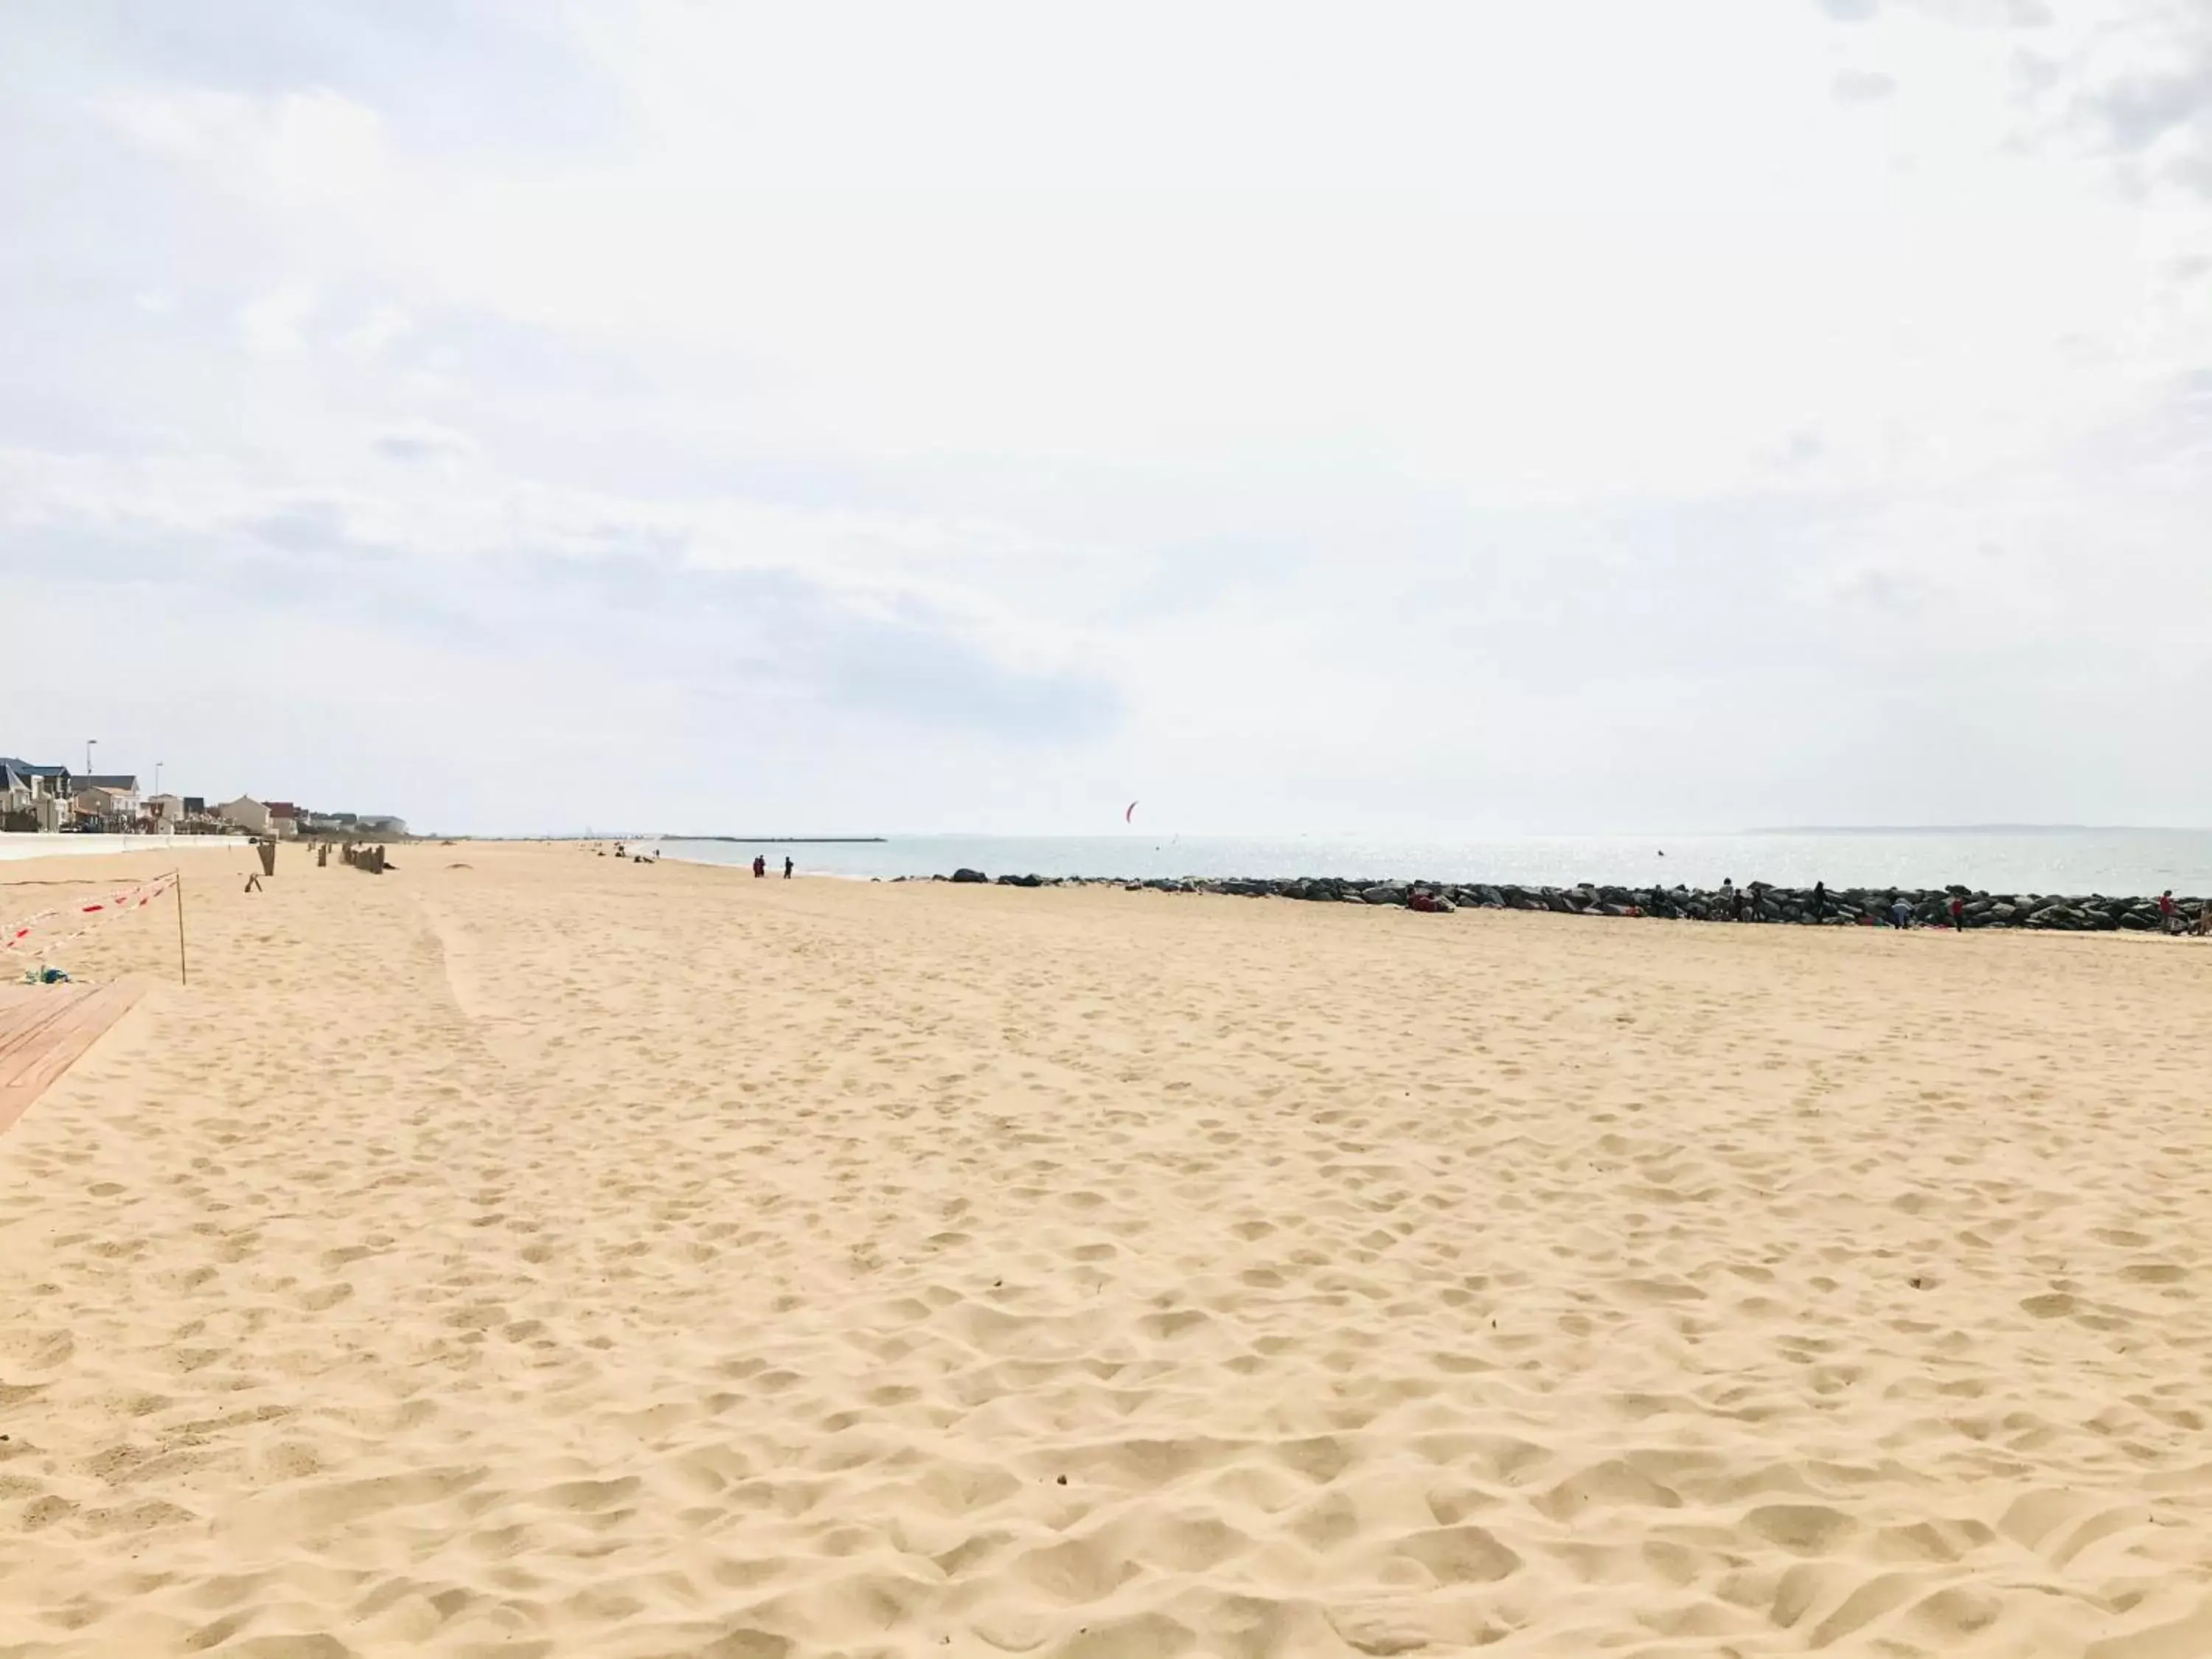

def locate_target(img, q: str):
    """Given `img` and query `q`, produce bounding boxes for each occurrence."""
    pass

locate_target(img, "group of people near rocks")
[595,844,797,878]
[1711,877,1891,925]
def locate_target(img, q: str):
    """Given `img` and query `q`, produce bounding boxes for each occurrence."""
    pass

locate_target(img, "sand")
[3,841,2211,1658]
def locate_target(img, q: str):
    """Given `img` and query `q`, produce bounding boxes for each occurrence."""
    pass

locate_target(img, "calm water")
[656,830,2212,897]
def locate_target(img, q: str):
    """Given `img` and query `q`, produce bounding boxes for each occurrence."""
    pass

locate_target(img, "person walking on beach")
[1812,880,1826,922]
[1949,893,1966,932]
[2160,890,2178,935]
[1722,877,1741,922]
[783,855,793,880]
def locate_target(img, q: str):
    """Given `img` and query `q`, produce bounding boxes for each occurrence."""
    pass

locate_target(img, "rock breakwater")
[906,872,2207,930]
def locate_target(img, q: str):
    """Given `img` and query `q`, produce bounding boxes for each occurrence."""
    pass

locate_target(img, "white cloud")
[100,86,392,206]
[339,305,412,358]
[1834,67,1899,101]
[372,421,475,465]
[237,285,316,355]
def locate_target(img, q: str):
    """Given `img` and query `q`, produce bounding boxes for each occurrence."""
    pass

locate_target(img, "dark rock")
[950,868,988,884]
[1065,869,2195,932]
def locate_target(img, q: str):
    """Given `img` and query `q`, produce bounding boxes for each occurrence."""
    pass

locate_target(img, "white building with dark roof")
[215,796,273,835]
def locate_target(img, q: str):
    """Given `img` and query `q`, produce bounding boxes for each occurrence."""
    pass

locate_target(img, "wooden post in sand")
[174,870,188,986]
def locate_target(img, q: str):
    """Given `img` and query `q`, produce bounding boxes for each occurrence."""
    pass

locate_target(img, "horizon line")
[1745,824,2204,835]
[457,823,2212,841]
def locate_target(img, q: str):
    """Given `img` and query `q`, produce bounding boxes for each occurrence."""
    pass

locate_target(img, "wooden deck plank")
[0,979,147,1136]
[0,990,98,1065]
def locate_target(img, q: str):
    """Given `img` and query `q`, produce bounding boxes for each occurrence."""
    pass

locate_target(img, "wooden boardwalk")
[0,979,147,1136]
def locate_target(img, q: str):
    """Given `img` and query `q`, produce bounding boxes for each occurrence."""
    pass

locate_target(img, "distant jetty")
[918,871,2204,931]
[666,836,887,844]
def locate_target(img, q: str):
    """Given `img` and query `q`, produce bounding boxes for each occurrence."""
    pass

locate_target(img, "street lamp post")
[85,739,96,779]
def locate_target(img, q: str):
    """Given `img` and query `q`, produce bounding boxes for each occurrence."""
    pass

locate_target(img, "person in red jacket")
[1949,894,1965,932]
[2160,890,2178,934]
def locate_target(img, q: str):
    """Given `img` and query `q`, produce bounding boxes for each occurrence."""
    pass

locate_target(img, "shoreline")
[646,828,2212,897]
[646,847,2207,933]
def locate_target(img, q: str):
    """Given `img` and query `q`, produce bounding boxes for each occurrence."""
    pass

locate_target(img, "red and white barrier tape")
[3,873,177,958]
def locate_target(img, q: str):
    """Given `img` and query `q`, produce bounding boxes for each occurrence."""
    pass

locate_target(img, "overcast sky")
[6,1,2210,835]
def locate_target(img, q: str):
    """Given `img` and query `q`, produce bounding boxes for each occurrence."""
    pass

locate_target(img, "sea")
[653,830,2212,898]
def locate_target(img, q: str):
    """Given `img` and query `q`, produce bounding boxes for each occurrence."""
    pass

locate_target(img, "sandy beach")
[3,841,2211,1657]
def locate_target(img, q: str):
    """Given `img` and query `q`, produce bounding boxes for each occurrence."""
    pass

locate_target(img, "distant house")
[146,793,187,825]
[0,758,73,828]
[183,796,206,816]
[215,796,273,835]
[277,807,407,839]
[75,773,140,815]
[1,762,42,821]
[266,801,301,841]
[0,757,69,794]
[72,785,132,824]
